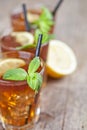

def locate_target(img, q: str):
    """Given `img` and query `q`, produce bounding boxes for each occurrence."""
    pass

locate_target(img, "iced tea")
[1,34,48,61]
[0,51,45,130]
[11,9,54,34]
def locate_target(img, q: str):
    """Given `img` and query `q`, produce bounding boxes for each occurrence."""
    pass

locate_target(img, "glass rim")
[10,3,46,15]
[3,120,34,129]
[0,29,49,50]
[0,50,45,86]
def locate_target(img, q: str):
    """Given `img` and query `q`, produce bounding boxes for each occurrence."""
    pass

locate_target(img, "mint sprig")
[32,7,54,33]
[15,7,54,51]
[3,57,43,92]
[40,7,53,20]
[34,29,54,44]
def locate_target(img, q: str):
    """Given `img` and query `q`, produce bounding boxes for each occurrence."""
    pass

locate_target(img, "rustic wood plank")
[62,84,87,130]
[56,0,87,129]
[0,0,87,130]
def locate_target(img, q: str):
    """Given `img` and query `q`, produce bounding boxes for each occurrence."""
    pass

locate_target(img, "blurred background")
[0,0,87,130]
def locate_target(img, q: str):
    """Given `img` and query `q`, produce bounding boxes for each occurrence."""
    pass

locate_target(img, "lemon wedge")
[46,40,77,78]
[0,58,26,77]
[27,12,39,23]
[11,32,34,46]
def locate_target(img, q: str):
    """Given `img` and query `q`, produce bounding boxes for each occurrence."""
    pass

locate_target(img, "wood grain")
[0,0,87,130]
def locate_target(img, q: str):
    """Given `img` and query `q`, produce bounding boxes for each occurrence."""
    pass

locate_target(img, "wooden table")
[0,0,87,129]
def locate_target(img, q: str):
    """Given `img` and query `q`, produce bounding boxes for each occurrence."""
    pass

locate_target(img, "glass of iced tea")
[10,4,54,34]
[0,31,49,62]
[0,51,45,130]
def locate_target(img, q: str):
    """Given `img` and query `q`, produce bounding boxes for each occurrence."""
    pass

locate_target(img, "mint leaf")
[3,68,27,81]
[40,7,53,20]
[34,29,42,44]
[35,29,47,44]
[32,6,54,34]
[39,21,50,33]
[44,20,54,26]
[2,51,42,92]
[28,57,40,74]
[16,43,36,50]
[27,72,42,92]
[34,29,54,44]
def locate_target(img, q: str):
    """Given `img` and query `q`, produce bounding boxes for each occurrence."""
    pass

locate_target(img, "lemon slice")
[46,40,77,78]
[11,32,34,46]
[27,12,39,23]
[0,58,26,77]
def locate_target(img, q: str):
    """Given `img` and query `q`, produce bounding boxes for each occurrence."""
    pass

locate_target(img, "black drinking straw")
[25,34,43,124]
[34,34,43,104]
[22,3,31,32]
[35,34,43,57]
[52,0,64,16]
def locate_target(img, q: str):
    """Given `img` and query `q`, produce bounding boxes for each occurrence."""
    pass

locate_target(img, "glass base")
[1,107,40,130]
[3,123,33,130]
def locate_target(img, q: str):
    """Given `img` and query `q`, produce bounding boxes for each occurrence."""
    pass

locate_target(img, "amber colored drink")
[0,35,48,61]
[0,51,45,130]
[11,9,54,34]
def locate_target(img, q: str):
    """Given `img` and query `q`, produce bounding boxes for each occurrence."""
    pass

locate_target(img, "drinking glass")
[0,30,49,61]
[10,4,54,33]
[0,51,46,130]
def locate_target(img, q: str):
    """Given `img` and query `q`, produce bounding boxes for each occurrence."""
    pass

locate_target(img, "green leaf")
[16,43,36,50]
[35,29,48,44]
[2,57,43,92]
[40,7,53,20]
[28,57,40,74]
[39,21,50,33]
[3,68,27,81]
[34,29,41,44]
[34,29,54,44]
[27,72,43,92]
[32,6,54,34]
[44,20,54,26]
